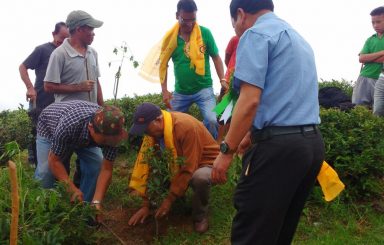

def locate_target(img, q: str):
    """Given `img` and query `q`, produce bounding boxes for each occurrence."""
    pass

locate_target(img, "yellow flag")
[138,40,162,83]
[317,161,345,201]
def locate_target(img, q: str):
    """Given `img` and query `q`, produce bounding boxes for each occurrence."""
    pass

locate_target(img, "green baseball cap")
[66,10,103,32]
[93,105,127,138]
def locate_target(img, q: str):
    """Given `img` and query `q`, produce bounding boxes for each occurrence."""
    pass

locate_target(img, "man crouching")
[128,102,219,233]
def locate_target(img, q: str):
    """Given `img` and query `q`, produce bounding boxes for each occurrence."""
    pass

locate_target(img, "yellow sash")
[317,161,345,201]
[129,110,179,195]
[159,22,205,83]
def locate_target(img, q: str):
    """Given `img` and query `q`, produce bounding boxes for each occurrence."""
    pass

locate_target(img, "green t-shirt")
[172,26,219,94]
[360,34,384,79]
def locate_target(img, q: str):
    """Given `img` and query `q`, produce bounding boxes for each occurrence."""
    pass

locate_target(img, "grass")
[105,153,384,244]
[3,151,384,244]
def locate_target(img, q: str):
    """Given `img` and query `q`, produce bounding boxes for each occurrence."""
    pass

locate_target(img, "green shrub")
[106,93,202,153]
[0,107,32,164]
[0,143,97,244]
[319,106,384,200]
[107,93,202,128]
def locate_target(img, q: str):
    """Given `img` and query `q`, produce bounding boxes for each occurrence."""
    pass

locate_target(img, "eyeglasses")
[179,17,196,24]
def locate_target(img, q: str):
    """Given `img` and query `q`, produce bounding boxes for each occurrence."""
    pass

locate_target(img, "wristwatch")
[220,141,236,154]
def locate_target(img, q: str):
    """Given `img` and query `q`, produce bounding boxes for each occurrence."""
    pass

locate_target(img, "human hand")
[70,186,84,203]
[220,79,229,90]
[162,90,173,109]
[91,203,103,223]
[211,153,233,185]
[155,197,173,219]
[78,80,95,92]
[128,206,150,226]
[26,87,37,102]
[237,133,252,156]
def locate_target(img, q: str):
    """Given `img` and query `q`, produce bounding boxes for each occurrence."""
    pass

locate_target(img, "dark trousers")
[231,129,325,245]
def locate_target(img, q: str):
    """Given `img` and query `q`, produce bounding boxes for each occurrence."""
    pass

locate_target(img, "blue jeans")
[373,74,384,116]
[171,87,218,139]
[35,135,103,202]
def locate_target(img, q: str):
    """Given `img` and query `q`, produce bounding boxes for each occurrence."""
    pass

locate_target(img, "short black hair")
[53,22,67,35]
[177,0,198,13]
[370,6,384,16]
[230,0,274,19]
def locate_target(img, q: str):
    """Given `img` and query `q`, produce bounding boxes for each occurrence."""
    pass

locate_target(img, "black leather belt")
[251,125,318,143]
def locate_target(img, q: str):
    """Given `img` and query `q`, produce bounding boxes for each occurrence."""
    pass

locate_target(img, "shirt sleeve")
[360,36,372,55]
[234,30,269,90]
[102,146,118,162]
[44,50,64,83]
[50,124,71,158]
[203,27,219,57]
[23,46,42,70]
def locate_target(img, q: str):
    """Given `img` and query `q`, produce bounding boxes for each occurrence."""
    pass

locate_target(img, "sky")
[0,0,382,111]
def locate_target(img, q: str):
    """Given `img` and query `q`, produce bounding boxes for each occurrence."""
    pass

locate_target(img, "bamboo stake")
[8,161,19,245]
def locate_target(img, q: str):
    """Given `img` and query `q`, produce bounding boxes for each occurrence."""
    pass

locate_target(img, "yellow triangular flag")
[317,161,345,201]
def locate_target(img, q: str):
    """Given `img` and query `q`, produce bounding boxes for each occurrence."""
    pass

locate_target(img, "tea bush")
[319,106,384,200]
[1,79,383,203]
[0,107,31,164]
[0,143,97,244]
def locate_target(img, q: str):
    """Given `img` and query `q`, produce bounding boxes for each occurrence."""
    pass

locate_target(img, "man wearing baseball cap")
[128,102,219,233]
[34,100,127,207]
[44,10,105,190]
[44,10,104,105]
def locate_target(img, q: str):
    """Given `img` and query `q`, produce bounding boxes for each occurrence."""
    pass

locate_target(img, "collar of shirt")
[62,38,91,58]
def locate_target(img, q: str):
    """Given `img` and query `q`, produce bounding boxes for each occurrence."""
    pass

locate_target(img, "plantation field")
[1,80,384,244]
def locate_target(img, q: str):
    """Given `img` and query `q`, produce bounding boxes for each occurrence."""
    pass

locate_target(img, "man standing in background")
[44,10,104,105]
[352,6,384,107]
[19,22,69,166]
[159,0,226,140]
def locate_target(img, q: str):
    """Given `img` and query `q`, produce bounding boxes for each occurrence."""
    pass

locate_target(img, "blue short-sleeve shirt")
[233,12,320,129]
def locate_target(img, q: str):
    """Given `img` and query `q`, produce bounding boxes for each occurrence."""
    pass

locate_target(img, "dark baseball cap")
[129,103,162,135]
[66,10,103,32]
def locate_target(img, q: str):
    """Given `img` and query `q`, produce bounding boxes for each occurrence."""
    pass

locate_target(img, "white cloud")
[0,0,382,110]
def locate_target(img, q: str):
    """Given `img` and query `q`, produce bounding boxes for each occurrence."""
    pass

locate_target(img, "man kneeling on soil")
[128,102,219,233]
[35,100,127,205]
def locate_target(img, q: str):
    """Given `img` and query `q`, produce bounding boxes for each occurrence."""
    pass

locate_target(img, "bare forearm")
[161,73,168,92]
[359,51,384,63]
[97,80,104,106]
[212,55,225,80]
[92,160,113,202]
[48,152,74,187]
[44,81,93,93]
[19,64,33,89]
[224,83,260,149]
[372,56,384,63]
[45,82,80,93]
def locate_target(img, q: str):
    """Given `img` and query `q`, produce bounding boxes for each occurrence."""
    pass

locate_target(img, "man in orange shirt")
[128,102,219,233]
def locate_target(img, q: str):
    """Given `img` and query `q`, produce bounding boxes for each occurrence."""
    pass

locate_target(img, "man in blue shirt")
[211,0,325,244]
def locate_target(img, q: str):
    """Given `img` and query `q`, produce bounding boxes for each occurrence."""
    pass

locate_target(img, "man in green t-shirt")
[352,6,384,107]
[160,0,226,140]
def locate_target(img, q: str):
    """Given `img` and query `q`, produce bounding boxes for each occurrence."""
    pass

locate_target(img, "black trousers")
[231,129,325,245]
